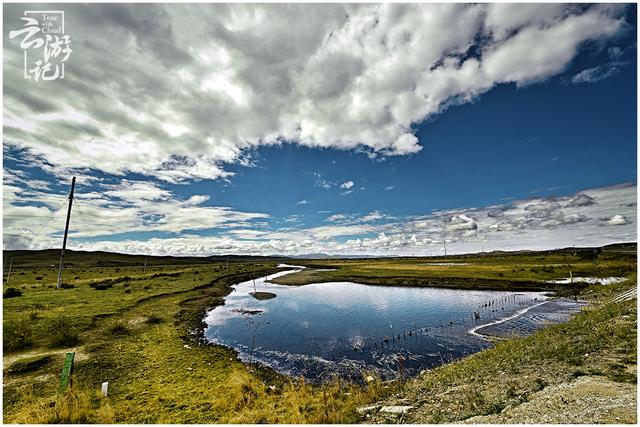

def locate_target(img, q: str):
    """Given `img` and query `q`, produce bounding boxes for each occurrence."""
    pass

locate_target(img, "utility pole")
[143,258,147,273]
[442,219,448,257]
[6,257,13,284]
[56,177,76,289]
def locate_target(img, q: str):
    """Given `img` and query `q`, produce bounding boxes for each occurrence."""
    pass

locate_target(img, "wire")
[73,199,100,248]
[20,197,70,250]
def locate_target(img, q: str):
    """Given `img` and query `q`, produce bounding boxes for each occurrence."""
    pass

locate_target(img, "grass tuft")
[7,354,55,374]
[3,287,23,298]
[4,316,34,351]
[47,317,81,348]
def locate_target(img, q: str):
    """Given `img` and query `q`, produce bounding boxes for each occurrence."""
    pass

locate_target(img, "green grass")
[272,246,635,292]
[2,256,393,423]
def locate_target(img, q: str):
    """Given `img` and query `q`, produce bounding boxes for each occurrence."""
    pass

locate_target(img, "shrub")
[92,283,112,290]
[35,276,43,280]
[4,317,33,351]
[60,283,75,289]
[145,314,163,324]
[109,323,129,336]
[7,354,54,374]
[48,317,80,348]
[3,287,23,298]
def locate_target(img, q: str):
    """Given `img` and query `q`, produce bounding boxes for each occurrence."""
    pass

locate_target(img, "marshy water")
[204,265,584,382]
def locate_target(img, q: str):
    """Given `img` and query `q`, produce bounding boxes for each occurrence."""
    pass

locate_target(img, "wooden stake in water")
[252,265,257,292]
[249,334,256,364]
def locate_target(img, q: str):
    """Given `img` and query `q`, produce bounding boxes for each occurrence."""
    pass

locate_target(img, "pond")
[204,265,584,382]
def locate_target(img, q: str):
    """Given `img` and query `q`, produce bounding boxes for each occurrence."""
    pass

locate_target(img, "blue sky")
[3,4,637,256]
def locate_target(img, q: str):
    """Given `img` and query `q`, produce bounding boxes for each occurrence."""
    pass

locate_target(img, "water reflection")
[204,265,583,382]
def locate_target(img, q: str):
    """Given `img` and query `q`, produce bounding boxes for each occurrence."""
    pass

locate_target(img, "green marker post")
[59,352,75,392]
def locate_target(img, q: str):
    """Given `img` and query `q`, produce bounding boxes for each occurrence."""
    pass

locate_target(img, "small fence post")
[101,381,109,397]
[59,352,75,392]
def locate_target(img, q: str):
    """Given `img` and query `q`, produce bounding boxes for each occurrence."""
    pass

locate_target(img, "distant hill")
[1,249,291,268]
[3,242,635,268]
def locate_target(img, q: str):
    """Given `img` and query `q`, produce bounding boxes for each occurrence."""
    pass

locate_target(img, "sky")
[2,3,637,257]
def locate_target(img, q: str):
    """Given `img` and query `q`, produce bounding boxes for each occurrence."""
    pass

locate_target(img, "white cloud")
[384,185,395,191]
[567,193,596,207]
[571,64,621,84]
[6,183,634,256]
[340,181,354,189]
[296,199,309,205]
[361,211,385,222]
[570,44,629,84]
[3,4,629,182]
[447,214,478,231]
[605,214,631,226]
[326,214,347,222]
[3,179,269,249]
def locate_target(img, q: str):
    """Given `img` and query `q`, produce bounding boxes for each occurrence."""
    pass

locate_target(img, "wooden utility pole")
[56,177,76,289]
[6,257,13,284]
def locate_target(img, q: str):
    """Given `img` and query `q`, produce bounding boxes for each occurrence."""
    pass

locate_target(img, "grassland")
[2,244,637,423]
[272,244,636,293]
[2,251,389,423]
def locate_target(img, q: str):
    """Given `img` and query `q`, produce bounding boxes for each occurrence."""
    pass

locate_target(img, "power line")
[20,198,70,251]
[73,199,100,248]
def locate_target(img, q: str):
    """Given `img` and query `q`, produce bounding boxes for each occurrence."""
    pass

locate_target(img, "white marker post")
[101,381,109,397]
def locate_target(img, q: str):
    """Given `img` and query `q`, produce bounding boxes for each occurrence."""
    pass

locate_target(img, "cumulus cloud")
[604,214,631,226]
[447,214,478,231]
[4,178,635,256]
[567,193,596,207]
[3,177,269,250]
[340,181,354,189]
[3,4,629,182]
